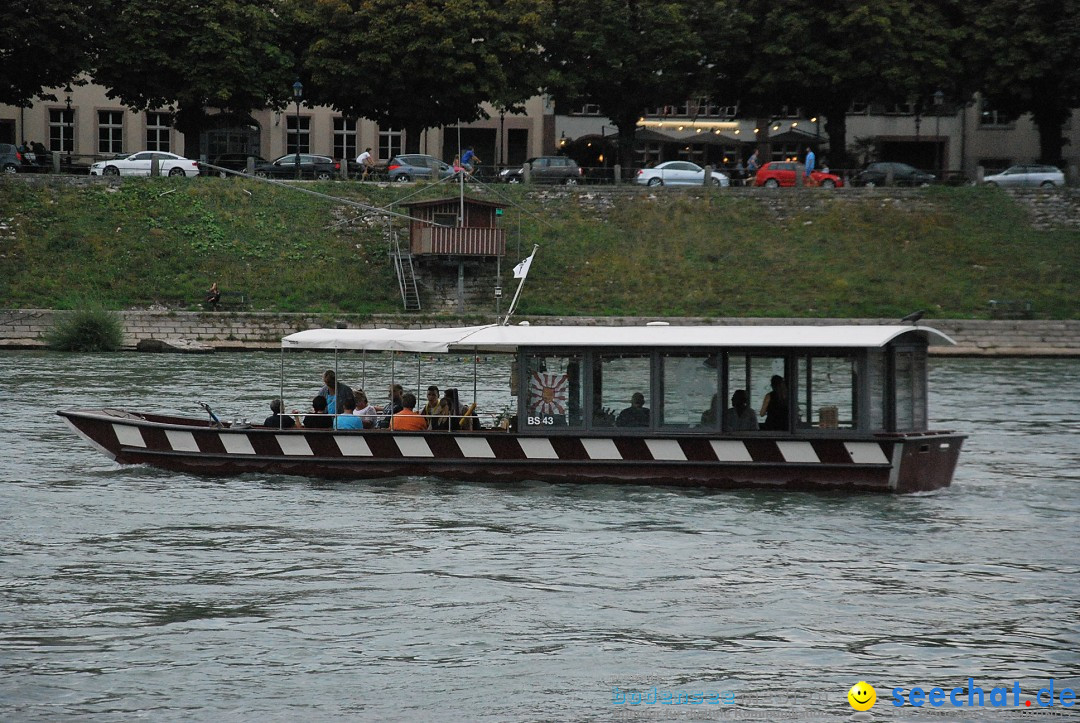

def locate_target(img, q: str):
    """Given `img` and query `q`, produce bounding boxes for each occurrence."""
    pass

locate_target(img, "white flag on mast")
[513,248,536,279]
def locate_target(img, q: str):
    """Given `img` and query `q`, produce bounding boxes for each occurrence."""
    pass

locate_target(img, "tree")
[972,0,1080,164]
[299,0,548,154]
[0,0,103,107]
[738,0,967,165]
[543,0,717,168]
[92,0,296,156]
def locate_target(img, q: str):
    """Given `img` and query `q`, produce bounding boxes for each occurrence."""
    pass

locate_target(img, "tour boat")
[58,323,965,493]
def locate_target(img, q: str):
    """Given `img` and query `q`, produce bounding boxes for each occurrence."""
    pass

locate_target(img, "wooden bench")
[988,299,1033,319]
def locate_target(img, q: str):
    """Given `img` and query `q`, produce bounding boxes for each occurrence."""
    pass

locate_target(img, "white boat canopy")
[281,324,956,354]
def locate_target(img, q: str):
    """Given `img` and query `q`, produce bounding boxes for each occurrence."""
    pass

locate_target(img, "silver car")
[635,161,729,187]
[89,151,200,177]
[983,164,1065,188]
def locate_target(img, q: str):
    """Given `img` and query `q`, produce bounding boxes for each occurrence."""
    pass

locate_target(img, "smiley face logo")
[847,681,876,711]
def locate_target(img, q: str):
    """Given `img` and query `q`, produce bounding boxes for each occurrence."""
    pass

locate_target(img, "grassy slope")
[0,178,1076,319]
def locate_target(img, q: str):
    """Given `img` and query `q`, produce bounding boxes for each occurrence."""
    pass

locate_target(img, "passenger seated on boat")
[318,369,354,416]
[458,402,480,431]
[391,392,428,431]
[352,389,378,428]
[374,384,404,429]
[431,388,466,431]
[701,393,721,426]
[299,395,333,429]
[421,385,445,425]
[725,389,759,431]
[759,375,789,431]
[335,395,365,430]
[615,392,650,427]
[263,398,295,429]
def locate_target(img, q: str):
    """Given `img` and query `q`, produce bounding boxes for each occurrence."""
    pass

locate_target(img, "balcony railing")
[412,226,506,256]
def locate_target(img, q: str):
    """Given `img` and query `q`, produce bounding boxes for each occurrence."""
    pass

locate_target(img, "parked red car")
[753,161,843,188]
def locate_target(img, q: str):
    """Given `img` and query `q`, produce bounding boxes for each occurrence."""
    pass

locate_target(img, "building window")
[677,144,706,163]
[572,104,603,116]
[333,117,357,160]
[379,128,403,160]
[146,112,171,152]
[979,99,1013,128]
[286,115,310,154]
[848,100,870,115]
[97,111,124,154]
[634,142,661,166]
[49,109,74,153]
[884,102,915,115]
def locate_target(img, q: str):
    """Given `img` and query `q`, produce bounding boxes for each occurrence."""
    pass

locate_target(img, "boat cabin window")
[592,354,651,428]
[728,354,792,432]
[894,347,928,431]
[660,353,719,429]
[796,354,859,430]
[523,354,584,429]
[867,350,887,431]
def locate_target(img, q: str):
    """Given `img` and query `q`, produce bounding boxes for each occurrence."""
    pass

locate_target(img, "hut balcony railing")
[412,227,505,256]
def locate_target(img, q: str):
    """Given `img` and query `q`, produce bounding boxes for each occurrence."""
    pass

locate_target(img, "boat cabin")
[283,324,947,437]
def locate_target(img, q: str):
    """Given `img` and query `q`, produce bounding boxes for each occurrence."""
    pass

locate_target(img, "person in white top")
[351,389,378,428]
[355,147,374,181]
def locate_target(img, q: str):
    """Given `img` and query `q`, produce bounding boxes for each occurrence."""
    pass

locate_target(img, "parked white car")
[636,161,729,187]
[983,164,1065,188]
[90,151,200,177]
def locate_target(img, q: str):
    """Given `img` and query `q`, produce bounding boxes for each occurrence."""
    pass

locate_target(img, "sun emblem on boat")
[528,372,568,416]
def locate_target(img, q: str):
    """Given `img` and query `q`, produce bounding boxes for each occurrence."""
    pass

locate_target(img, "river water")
[1,351,1077,721]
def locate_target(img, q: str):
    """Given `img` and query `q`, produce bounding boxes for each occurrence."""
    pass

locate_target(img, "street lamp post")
[64,86,73,169]
[933,90,944,176]
[292,79,303,180]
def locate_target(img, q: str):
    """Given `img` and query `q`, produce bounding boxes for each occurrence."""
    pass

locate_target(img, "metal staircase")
[390,229,421,311]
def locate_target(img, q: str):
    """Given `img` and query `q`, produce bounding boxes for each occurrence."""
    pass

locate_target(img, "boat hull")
[58,409,964,493]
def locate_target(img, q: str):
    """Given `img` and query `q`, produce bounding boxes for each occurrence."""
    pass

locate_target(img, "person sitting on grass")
[205,282,221,309]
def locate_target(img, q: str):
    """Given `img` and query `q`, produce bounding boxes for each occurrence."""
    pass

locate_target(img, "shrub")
[47,307,125,351]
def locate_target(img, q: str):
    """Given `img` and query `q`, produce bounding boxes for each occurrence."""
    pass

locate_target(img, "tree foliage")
[0,0,103,107]
[91,0,296,154]
[299,0,547,153]
[970,0,1080,163]
[543,0,729,166]
[737,0,968,164]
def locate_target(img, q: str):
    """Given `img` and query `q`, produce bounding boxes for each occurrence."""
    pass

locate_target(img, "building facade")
[1,82,1076,181]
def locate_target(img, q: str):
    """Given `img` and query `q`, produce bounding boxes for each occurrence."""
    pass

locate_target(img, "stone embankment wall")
[2,309,1078,357]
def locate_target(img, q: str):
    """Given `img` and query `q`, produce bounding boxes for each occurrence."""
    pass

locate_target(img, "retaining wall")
[3,309,1078,356]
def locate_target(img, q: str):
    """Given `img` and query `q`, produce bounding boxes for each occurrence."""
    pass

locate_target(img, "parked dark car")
[499,156,583,185]
[254,154,339,180]
[207,153,267,177]
[852,162,935,187]
[0,143,39,173]
[386,154,455,182]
